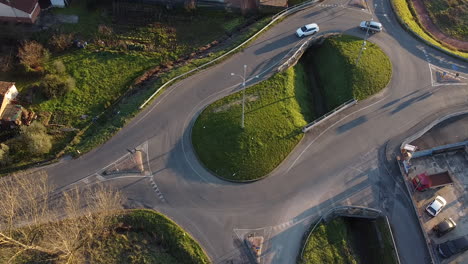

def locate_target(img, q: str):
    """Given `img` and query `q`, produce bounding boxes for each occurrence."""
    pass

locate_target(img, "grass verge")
[422,0,468,41]
[300,217,358,264]
[376,217,400,264]
[192,65,313,181]
[391,0,468,58]
[70,16,272,155]
[0,209,210,264]
[310,34,392,108]
[0,1,271,173]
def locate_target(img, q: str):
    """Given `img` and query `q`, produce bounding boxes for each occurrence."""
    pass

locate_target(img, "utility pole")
[231,65,259,129]
[356,18,373,65]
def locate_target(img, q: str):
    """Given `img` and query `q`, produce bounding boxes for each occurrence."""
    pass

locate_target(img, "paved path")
[42,0,468,263]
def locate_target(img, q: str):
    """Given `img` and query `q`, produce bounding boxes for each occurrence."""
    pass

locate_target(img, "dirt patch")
[212,95,259,113]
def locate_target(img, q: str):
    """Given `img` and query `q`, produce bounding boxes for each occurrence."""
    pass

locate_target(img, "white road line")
[287,94,389,172]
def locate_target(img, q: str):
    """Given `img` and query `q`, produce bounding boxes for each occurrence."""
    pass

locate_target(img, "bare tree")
[45,184,122,263]
[0,171,54,258]
[17,40,49,71]
[0,171,123,263]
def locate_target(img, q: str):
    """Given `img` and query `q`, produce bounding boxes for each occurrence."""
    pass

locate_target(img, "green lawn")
[423,0,468,41]
[391,0,468,57]
[0,209,210,264]
[191,35,391,181]
[310,34,392,108]
[192,65,313,181]
[300,218,358,264]
[0,1,259,171]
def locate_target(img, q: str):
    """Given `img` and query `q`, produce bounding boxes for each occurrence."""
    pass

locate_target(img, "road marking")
[148,176,166,202]
[96,175,106,181]
[287,94,389,172]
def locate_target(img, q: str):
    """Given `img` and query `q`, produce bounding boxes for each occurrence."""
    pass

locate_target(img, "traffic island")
[299,207,399,264]
[246,234,264,263]
[192,34,392,182]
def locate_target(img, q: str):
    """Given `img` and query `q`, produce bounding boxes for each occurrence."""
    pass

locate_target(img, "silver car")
[359,20,382,33]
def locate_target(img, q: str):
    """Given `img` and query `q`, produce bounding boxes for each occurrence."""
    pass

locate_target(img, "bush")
[49,33,74,52]
[0,143,10,165]
[40,74,75,98]
[17,41,50,72]
[20,122,52,156]
[52,60,67,74]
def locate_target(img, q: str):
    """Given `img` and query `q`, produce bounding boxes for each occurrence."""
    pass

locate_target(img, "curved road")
[45,0,468,263]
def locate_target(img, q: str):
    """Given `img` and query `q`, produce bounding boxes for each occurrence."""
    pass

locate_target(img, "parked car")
[296,23,319,38]
[426,196,447,217]
[433,218,457,237]
[437,236,468,258]
[359,20,382,33]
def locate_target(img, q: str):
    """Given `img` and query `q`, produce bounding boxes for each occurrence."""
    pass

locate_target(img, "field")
[0,1,267,172]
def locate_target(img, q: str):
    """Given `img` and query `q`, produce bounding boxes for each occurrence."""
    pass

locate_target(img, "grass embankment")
[300,217,358,264]
[309,34,392,108]
[391,0,468,58]
[0,0,272,171]
[300,217,399,264]
[192,65,313,181]
[423,0,468,41]
[0,209,210,264]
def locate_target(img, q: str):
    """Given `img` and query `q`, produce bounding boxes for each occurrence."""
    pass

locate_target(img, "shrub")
[49,33,74,52]
[17,41,50,72]
[20,122,52,156]
[98,25,113,36]
[52,60,67,75]
[40,74,75,98]
[0,143,10,165]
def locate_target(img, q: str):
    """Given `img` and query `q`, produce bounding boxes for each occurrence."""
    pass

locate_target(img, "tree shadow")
[390,91,432,115]
[336,115,368,134]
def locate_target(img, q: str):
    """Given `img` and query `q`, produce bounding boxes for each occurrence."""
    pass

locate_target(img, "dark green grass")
[423,0,468,41]
[376,217,399,264]
[300,218,358,264]
[192,65,312,181]
[311,34,392,108]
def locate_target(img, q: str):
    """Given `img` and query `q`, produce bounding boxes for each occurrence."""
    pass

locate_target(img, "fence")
[302,99,357,133]
[299,206,400,264]
[277,32,339,72]
[139,0,321,109]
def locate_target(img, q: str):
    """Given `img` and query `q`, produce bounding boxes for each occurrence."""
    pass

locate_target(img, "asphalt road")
[44,0,468,263]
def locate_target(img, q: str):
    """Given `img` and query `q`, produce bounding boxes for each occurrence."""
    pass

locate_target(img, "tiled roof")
[0,81,14,96]
[0,0,38,14]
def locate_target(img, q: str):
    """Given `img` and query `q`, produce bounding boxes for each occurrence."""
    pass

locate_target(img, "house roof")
[0,81,14,96]
[0,104,22,121]
[0,0,39,14]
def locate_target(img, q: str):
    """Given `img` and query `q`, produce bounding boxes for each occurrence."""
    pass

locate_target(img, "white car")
[296,23,319,38]
[426,196,447,217]
[359,20,382,33]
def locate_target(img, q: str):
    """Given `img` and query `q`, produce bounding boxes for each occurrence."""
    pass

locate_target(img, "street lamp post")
[356,18,373,65]
[231,65,248,129]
